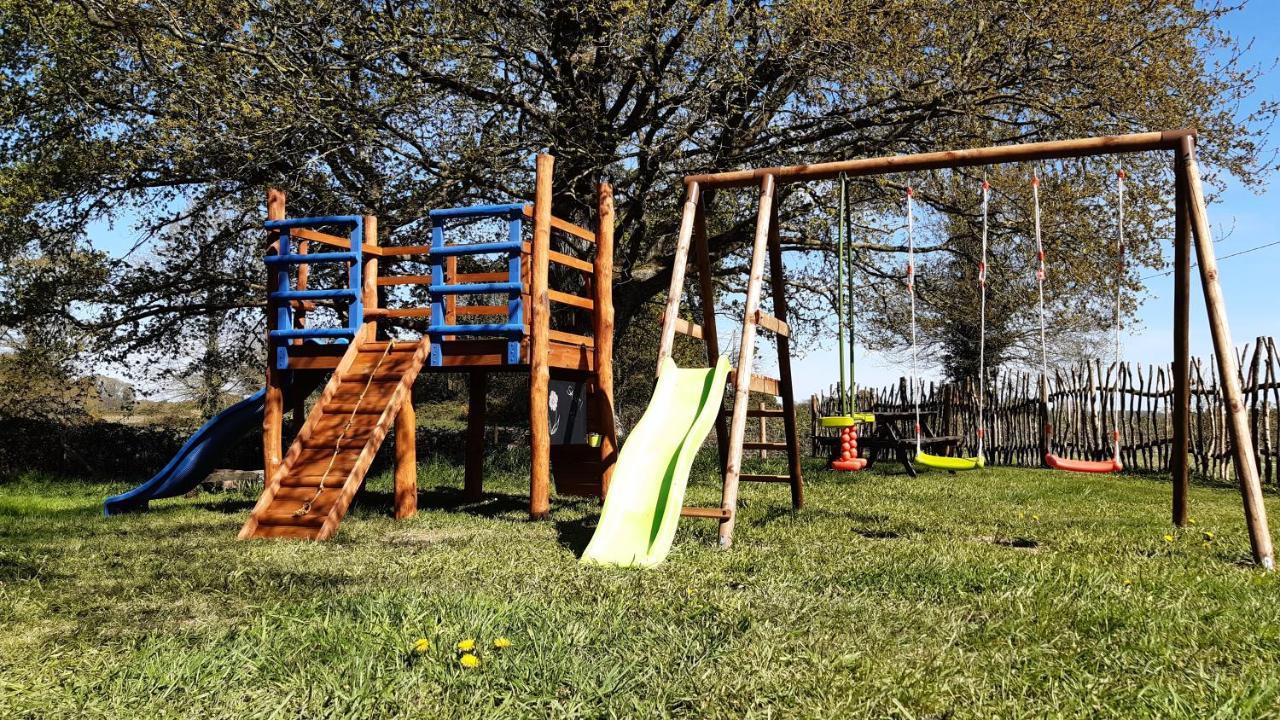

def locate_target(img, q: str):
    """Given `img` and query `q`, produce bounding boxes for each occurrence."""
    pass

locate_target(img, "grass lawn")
[2,458,1279,719]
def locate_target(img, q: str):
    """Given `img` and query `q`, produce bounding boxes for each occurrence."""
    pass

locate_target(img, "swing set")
[662,128,1274,568]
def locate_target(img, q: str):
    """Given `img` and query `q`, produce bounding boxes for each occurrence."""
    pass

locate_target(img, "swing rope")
[292,338,397,517]
[906,186,921,454]
[1031,171,1056,459]
[977,179,989,461]
[1111,169,1126,462]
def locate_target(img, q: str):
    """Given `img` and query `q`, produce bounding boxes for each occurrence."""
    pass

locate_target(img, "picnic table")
[847,410,962,478]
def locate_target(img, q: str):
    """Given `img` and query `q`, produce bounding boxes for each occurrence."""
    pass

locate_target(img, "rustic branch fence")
[810,336,1280,485]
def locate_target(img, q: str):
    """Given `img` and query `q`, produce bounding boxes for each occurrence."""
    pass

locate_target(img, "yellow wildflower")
[459,653,480,669]
[1122,578,1132,586]
[1188,518,1198,526]
[1203,531,1215,542]
[412,638,431,654]
[456,638,476,652]
[1163,534,1174,543]
[493,636,512,649]
[1031,514,1040,522]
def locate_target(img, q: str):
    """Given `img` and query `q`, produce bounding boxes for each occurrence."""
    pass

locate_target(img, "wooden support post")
[692,197,730,477]
[529,153,554,519]
[765,195,804,509]
[593,181,618,495]
[1181,136,1275,570]
[445,256,458,341]
[394,394,417,519]
[362,215,379,336]
[720,173,777,546]
[1172,151,1191,527]
[465,370,487,500]
[656,180,701,372]
[263,188,287,485]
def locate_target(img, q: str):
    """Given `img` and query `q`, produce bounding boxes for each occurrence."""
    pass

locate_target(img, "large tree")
[0,0,1271,402]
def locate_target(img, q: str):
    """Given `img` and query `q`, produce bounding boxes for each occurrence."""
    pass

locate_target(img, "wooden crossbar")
[289,227,384,256]
[754,310,790,337]
[549,289,594,310]
[522,205,595,243]
[377,275,430,286]
[669,317,703,339]
[730,371,781,397]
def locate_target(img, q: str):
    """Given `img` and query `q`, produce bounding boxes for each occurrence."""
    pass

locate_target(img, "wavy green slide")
[581,356,732,568]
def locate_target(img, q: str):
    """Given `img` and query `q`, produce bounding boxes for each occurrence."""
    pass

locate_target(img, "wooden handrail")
[549,289,594,310]
[522,205,595,243]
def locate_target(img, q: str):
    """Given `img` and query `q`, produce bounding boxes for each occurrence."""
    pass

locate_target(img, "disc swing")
[904,183,985,472]
[820,174,875,472]
[1033,169,1125,474]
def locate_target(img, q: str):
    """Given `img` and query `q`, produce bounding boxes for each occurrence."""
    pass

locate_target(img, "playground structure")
[240,154,617,539]
[661,128,1274,568]
[106,154,619,539]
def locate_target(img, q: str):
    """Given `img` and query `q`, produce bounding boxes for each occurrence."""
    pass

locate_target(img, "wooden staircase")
[240,337,429,540]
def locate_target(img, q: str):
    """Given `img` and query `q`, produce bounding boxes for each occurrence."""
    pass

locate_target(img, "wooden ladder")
[239,335,429,540]
[656,176,803,547]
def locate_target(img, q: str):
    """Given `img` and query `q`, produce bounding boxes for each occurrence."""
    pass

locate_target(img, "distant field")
[2,460,1278,719]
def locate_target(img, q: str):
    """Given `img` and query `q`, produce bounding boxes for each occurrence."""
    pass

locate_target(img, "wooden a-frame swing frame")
[658,128,1275,569]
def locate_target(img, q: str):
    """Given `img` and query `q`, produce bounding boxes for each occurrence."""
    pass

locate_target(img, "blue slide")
[103,389,267,516]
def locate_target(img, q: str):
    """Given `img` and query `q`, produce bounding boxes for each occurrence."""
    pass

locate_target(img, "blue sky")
[87,5,1280,400]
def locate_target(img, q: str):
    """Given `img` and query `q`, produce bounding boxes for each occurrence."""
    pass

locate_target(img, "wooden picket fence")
[810,336,1280,485]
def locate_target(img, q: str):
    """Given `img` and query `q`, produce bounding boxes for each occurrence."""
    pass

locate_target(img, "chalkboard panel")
[548,379,588,445]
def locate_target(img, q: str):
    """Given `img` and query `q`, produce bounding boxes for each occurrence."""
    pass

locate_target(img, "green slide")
[581,356,732,568]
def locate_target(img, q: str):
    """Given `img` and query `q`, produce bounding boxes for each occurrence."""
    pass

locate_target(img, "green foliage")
[2,463,1280,717]
[0,0,1272,387]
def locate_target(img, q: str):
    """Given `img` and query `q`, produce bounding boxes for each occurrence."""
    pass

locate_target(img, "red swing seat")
[1044,453,1122,474]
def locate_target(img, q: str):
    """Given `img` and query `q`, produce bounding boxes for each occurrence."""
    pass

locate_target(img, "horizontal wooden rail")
[519,241,592,273]
[730,371,781,397]
[364,307,432,319]
[548,329,594,347]
[454,305,509,316]
[456,271,510,284]
[668,317,703,340]
[549,289,594,310]
[289,227,384,256]
[754,310,790,337]
[377,275,430,286]
[681,507,732,520]
[522,205,595,243]
[379,245,432,257]
[685,129,1195,189]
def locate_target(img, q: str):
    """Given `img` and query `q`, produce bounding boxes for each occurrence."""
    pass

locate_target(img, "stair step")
[271,486,342,502]
[341,372,407,384]
[250,524,321,540]
[323,404,386,415]
[289,456,357,477]
[361,342,419,353]
[680,506,732,520]
[255,511,328,528]
[741,442,790,452]
[729,372,781,397]
[301,436,373,451]
[738,473,792,483]
[279,474,344,488]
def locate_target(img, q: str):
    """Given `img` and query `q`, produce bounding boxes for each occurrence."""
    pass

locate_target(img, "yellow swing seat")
[914,451,985,471]
[819,413,875,428]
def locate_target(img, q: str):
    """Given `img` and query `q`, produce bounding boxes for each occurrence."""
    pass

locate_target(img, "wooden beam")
[1172,151,1191,528]
[686,129,1196,189]
[1181,135,1274,570]
[394,395,417,520]
[362,215,378,334]
[377,275,430,286]
[465,370,487,500]
[549,289,594,310]
[669,317,703,340]
[529,153,554,520]
[729,371,781,397]
[754,309,791,337]
[693,196,730,479]
[656,181,701,372]
[720,173,776,547]
[378,245,432,257]
[264,187,286,486]
[593,181,618,495]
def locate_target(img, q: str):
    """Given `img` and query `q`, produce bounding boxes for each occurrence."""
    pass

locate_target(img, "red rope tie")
[1032,175,1040,188]
[914,422,921,435]
[1112,429,1120,441]
[906,186,914,198]
[982,180,990,191]
[977,427,985,439]
[1117,169,1126,180]
[1036,268,1045,282]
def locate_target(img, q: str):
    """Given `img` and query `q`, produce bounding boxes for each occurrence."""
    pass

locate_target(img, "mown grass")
[2,457,1279,719]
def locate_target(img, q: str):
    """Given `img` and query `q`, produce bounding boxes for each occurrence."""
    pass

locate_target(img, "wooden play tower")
[241,154,617,540]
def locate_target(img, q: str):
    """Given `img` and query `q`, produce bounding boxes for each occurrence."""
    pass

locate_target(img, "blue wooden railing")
[427,203,526,367]
[263,215,363,369]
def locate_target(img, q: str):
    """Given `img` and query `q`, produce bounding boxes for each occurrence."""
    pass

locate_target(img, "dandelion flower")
[1188,518,1198,526]
[1163,534,1174,543]
[412,638,431,654]
[456,638,476,652]
[493,636,512,649]
[1122,578,1132,586]
[1203,531,1215,542]
[1031,514,1040,522]
[459,653,480,669]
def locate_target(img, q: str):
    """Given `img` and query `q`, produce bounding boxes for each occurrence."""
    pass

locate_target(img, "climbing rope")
[293,339,397,517]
